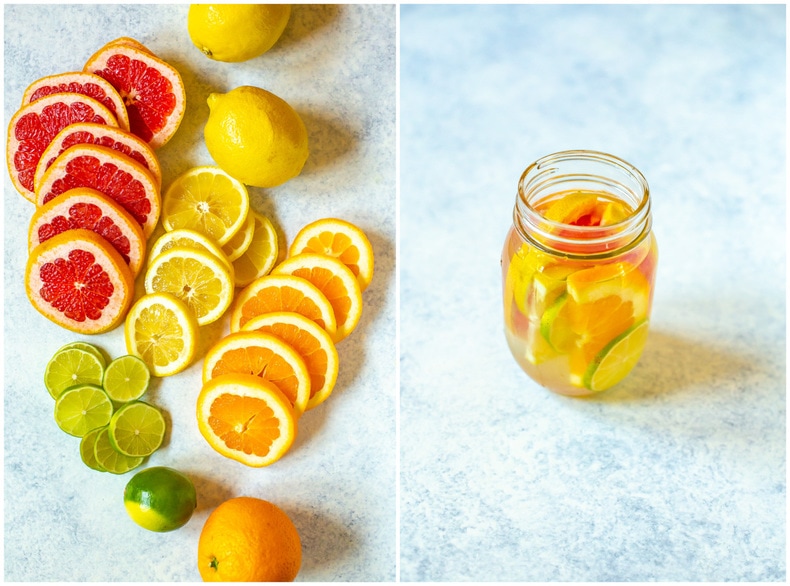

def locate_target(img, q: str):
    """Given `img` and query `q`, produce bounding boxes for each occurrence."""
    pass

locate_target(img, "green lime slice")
[57,342,107,369]
[53,384,114,437]
[539,293,576,353]
[583,320,650,392]
[80,426,107,472]
[93,426,145,474]
[103,355,151,403]
[109,402,166,457]
[44,348,105,399]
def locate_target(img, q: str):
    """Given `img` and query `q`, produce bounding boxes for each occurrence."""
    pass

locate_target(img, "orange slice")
[35,144,161,238]
[203,331,310,417]
[242,311,339,410]
[272,253,362,343]
[84,39,186,149]
[543,192,601,224]
[230,274,337,338]
[289,218,374,291]
[6,93,118,202]
[28,187,146,278]
[22,71,131,132]
[35,122,161,190]
[25,228,134,334]
[196,373,297,467]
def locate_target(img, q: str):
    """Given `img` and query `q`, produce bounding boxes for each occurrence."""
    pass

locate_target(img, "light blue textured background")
[400,4,785,581]
[4,4,395,581]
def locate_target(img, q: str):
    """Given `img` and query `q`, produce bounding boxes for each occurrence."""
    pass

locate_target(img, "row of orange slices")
[10,37,187,334]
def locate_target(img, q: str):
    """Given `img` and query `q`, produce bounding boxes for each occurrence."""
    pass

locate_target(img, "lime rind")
[109,402,166,457]
[44,347,105,399]
[103,355,151,402]
[583,319,650,392]
[93,426,145,474]
[53,384,114,437]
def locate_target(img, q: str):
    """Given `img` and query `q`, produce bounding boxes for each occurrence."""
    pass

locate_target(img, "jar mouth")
[514,150,651,259]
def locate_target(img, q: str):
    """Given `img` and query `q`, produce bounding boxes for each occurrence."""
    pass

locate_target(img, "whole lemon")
[197,496,301,582]
[188,4,291,63]
[204,86,309,188]
[123,466,197,532]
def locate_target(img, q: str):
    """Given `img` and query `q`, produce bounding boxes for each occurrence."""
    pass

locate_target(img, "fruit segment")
[502,190,656,394]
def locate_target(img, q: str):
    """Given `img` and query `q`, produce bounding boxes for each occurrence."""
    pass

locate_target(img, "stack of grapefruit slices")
[197,217,375,467]
[7,37,186,335]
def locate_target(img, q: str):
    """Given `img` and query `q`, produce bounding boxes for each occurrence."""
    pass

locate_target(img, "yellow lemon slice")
[147,228,233,275]
[125,292,199,377]
[232,210,279,288]
[162,166,249,246]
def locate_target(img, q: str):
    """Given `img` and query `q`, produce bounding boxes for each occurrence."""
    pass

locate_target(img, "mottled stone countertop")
[400,4,785,581]
[4,4,395,581]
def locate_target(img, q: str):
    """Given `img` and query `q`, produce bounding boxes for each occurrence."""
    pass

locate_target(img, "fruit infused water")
[502,151,657,396]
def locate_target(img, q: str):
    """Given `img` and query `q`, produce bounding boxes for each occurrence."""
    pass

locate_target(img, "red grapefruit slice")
[35,144,161,238]
[21,72,131,133]
[35,122,161,190]
[6,93,118,202]
[28,187,146,277]
[84,40,185,149]
[25,229,134,334]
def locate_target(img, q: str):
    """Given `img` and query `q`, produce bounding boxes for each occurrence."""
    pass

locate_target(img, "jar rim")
[514,150,651,259]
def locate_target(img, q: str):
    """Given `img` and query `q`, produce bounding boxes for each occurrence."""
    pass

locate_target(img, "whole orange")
[197,496,302,582]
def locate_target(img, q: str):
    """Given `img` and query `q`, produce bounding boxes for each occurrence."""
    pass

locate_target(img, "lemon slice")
[583,320,650,391]
[148,228,233,275]
[232,210,279,288]
[125,292,199,377]
[221,212,255,262]
[162,166,250,246]
[144,246,234,326]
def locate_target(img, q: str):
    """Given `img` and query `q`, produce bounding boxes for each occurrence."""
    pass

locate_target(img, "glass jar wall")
[501,150,658,396]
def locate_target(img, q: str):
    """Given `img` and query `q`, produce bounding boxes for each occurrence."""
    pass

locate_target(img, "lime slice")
[539,294,576,353]
[583,320,650,391]
[57,342,107,368]
[109,402,166,457]
[103,355,151,403]
[80,426,107,472]
[53,384,114,437]
[44,347,105,399]
[93,426,145,474]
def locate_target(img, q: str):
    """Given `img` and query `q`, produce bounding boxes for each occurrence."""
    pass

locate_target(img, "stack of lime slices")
[44,342,167,474]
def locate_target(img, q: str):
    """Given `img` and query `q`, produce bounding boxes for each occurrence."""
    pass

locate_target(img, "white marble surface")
[400,4,785,581]
[4,4,395,581]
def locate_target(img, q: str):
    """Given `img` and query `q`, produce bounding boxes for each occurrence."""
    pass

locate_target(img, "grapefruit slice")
[84,39,186,149]
[25,229,134,334]
[35,122,161,190]
[22,71,131,133]
[28,187,146,277]
[35,144,161,238]
[6,93,118,202]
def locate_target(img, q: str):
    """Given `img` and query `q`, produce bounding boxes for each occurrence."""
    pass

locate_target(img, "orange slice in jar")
[543,192,601,224]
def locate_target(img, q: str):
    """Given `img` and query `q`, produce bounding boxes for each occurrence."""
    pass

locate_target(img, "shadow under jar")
[501,150,658,396]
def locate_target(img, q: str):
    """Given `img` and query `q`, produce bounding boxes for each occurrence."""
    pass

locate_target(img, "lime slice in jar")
[583,320,650,391]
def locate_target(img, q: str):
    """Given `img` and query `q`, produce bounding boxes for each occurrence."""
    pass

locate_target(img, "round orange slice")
[272,253,362,343]
[35,144,161,238]
[25,228,134,334]
[196,373,297,467]
[35,122,161,190]
[230,274,337,338]
[22,71,131,133]
[203,331,310,417]
[289,218,374,291]
[28,187,146,277]
[242,311,339,410]
[85,40,186,149]
[7,93,118,202]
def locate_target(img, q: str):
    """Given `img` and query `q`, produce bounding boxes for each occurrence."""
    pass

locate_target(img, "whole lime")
[204,85,309,188]
[188,4,291,63]
[123,466,197,532]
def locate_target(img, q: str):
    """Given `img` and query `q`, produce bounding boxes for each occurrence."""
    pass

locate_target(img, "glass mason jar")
[501,150,658,396]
